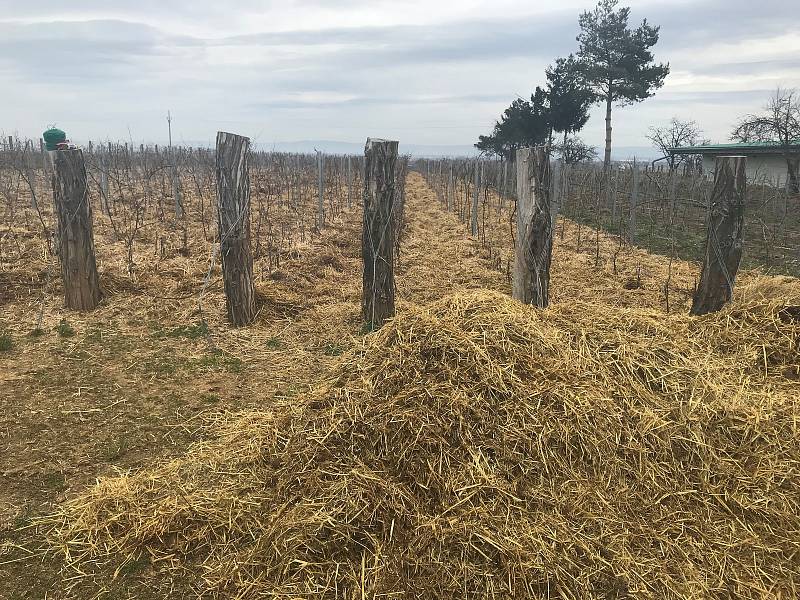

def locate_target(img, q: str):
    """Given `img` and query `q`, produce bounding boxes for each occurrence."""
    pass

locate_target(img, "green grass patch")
[158,320,209,340]
[0,332,13,352]
[191,350,243,373]
[55,319,75,338]
[265,336,283,349]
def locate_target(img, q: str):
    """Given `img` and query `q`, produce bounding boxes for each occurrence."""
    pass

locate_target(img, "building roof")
[668,141,800,156]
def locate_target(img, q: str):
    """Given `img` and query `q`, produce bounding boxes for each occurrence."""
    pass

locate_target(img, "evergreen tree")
[475,89,551,159]
[546,55,594,144]
[576,0,669,168]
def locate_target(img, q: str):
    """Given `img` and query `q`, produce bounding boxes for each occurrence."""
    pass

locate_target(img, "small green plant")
[193,350,243,373]
[29,327,45,338]
[200,392,221,404]
[265,336,282,349]
[323,342,344,356]
[159,320,209,340]
[55,319,75,338]
[0,333,13,352]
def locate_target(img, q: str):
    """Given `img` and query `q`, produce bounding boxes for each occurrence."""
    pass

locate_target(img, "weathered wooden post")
[216,131,256,326]
[629,158,639,246]
[317,151,325,228]
[690,156,747,316]
[513,146,553,308]
[362,138,398,330]
[347,155,353,208]
[99,154,110,215]
[52,149,103,311]
[550,158,562,231]
[447,162,453,212]
[471,160,480,236]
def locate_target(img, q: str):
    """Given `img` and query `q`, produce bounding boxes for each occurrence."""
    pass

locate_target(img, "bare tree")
[647,118,707,171]
[731,87,800,192]
[553,136,598,165]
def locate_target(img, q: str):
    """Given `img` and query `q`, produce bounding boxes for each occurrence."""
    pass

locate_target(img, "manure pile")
[47,278,800,599]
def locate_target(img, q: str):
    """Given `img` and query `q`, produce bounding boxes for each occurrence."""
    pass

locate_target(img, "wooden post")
[447,162,453,212]
[629,159,639,246]
[502,160,508,206]
[24,141,38,210]
[362,138,398,330]
[513,146,553,308]
[317,151,325,228]
[471,160,479,236]
[52,150,102,311]
[551,158,562,231]
[99,154,110,215]
[690,156,747,316]
[347,155,353,208]
[172,163,182,218]
[216,131,256,326]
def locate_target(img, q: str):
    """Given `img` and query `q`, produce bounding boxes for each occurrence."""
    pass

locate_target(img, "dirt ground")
[1,171,718,598]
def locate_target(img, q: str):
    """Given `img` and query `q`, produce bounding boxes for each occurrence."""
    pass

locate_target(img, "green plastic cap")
[43,127,67,151]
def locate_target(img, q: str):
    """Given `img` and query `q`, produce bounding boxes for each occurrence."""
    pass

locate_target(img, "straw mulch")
[46,277,800,599]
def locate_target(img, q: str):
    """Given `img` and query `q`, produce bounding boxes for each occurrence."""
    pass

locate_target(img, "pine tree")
[546,55,594,145]
[576,0,669,168]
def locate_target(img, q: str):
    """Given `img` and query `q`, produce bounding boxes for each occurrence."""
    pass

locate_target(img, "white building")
[669,142,800,186]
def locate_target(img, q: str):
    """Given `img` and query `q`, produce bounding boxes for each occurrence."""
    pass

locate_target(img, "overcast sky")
[1,0,798,156]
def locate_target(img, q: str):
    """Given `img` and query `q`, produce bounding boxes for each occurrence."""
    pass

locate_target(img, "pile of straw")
[47,277,800,598]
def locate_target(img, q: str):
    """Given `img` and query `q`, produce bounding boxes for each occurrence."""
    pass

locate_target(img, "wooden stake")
[513,146,553,308]
[690,156,747,316]
[629,158,639,246]
[52,149,102,311]
[317,151,325,228]
[362,138,398,330]
[471,160,480,236]
[216,131,256,326]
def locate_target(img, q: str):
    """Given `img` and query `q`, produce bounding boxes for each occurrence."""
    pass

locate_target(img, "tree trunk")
[52,149,102,311]
[216,131,256,327]
[690,156,747,316]
[513,146,553,308]
[362,138,398,330]
[603,91,613,169]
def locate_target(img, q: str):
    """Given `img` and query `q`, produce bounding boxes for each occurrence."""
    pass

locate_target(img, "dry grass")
[2,171,799,598]
[43,276,800,598]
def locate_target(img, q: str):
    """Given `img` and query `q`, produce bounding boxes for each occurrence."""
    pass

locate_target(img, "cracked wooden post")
[52,149,102,311]
[513,146,553,308]
[690,156,747,316]
[362,138,398,330]
[216,131,256,326]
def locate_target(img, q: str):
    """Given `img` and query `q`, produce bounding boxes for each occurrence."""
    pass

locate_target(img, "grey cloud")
[0,20,200,81]
[247,92,511,110]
